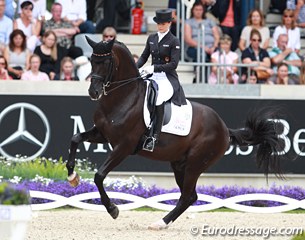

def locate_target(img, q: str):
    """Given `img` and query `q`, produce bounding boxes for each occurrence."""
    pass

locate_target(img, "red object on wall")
[131,4,144,34]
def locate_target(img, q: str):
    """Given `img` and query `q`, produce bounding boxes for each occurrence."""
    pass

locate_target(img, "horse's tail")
[228,107,284,179]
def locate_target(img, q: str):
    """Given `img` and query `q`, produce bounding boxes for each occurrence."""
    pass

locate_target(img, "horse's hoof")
[109,203,119,219]
[148,219,169,230]
[67,172,80,187]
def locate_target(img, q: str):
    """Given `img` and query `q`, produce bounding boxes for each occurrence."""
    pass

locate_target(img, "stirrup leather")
[142,136,156,152]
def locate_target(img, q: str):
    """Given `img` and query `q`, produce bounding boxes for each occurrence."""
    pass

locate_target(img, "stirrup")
[142,136,156,152]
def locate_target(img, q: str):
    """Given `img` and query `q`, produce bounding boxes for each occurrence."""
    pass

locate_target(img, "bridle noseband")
[90,51,142,96]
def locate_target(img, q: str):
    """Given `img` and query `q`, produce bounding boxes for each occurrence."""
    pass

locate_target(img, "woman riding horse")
[137,9,187,152]
[67,23,285,230]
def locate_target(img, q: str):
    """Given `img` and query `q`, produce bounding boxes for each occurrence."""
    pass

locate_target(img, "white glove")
[140,65,154,76]
[143,65,154,74]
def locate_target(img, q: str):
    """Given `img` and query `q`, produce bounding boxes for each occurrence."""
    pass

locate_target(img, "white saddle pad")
[143,82,192,136]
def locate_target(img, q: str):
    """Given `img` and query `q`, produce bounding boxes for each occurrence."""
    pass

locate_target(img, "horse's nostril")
[95,91,99,97]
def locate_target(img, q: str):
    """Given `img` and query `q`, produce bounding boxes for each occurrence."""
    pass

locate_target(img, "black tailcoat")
[137,32,187,106]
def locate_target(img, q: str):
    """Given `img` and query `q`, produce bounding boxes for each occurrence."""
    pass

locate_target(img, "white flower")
[9,176,22,184]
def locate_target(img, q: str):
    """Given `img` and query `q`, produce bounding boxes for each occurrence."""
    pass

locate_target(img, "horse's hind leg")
[149,166,200,230]
[171,160,198,204]
[66,126,107,186]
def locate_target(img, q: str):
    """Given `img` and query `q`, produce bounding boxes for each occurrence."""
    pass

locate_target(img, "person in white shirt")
[18,0,46,21]
[55,0,95,33]
[272,9,301,54]
[21,54,50,81]
[14,1,41,52]
[0,0,13,54]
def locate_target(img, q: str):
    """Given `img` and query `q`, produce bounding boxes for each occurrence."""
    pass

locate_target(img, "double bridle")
[90,51,142,96]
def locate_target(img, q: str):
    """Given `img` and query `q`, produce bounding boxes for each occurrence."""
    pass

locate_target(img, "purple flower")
[14,180,305,208]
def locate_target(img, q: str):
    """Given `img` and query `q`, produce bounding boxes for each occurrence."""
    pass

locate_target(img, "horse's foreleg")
[94,146,131,219]
[66,126,107,186]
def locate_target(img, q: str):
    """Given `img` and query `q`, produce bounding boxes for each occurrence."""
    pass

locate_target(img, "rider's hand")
[140,65,154,74]
[143,65,154,74]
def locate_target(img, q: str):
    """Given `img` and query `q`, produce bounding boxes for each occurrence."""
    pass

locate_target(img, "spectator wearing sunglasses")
[272,9,301,54]
[18,0,46,21]
[241,29,273,83]
[14,1,41,52]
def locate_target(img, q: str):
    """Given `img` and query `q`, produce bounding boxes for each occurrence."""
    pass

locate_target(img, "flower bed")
[1,175,305,208]
[0,158,304,209]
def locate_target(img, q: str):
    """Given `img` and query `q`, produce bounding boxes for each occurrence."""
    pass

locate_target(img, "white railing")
[29,191,305,213]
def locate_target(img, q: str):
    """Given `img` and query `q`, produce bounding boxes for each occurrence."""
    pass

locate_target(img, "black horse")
[66,38,283,229]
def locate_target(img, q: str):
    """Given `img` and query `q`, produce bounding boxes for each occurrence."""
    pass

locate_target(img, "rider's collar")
[157,29,170,42]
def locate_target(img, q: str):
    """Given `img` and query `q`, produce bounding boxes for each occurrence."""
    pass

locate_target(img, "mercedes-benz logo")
[0,103,50,161]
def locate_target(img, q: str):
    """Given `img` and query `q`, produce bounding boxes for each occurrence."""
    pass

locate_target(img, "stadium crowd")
[0,0,305,85]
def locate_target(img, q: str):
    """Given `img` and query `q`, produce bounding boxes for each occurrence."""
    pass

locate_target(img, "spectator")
[0,0,13,54]
[34,30,66,80]
[21,54,49,81]
[209,34,239,84]
[248,70,258,84]
[268,33,301,83]
[86,0,97,22]
[241,29,273,83]
[211,0,241,51]
[43,2,83,59]
[54,56,79,81]
[4,0,14,19]
[273,9,301,54]
[18,0,46,21]
[269,0,287,14]
[267,62,297,85]
[196,0,218,23]
[132,54,139,63]
[14,1,41,52]
[168,0,178,36]
[95,0,131,33]
[184,2,219,62]
[294,0,305,37]
[55,0,95,34]
[0,55,11,80]
[299,61,305,84]
[74,55,91,81]
[239,9,270,51]
[102,27,117,42]
[4,29,30,79]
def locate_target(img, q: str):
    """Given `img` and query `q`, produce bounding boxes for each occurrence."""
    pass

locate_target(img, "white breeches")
[151,72,174,106]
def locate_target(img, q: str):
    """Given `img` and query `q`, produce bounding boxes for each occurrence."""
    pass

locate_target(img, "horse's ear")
[85,36,98,49]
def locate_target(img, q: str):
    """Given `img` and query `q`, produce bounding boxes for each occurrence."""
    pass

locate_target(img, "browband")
[92,52,112,57]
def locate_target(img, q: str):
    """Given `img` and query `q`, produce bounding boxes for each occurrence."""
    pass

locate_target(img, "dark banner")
[0,95,304,174]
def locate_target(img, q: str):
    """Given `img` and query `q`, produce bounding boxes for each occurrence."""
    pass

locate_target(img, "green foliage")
[0,157,95,181]
[292,232,305,240]
[47,0,52,10]
[0,182,30,205]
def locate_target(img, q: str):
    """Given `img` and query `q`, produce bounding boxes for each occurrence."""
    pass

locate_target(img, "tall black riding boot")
[143,103,164,152]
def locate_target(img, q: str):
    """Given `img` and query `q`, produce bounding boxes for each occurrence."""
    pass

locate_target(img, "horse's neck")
[99,45,144,112]
[100,75,145,113]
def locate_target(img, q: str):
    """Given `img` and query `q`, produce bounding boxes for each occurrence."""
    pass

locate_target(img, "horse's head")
[86,36,115,100]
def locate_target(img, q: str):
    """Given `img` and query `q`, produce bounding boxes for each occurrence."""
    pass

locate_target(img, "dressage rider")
[137,9,187,152]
